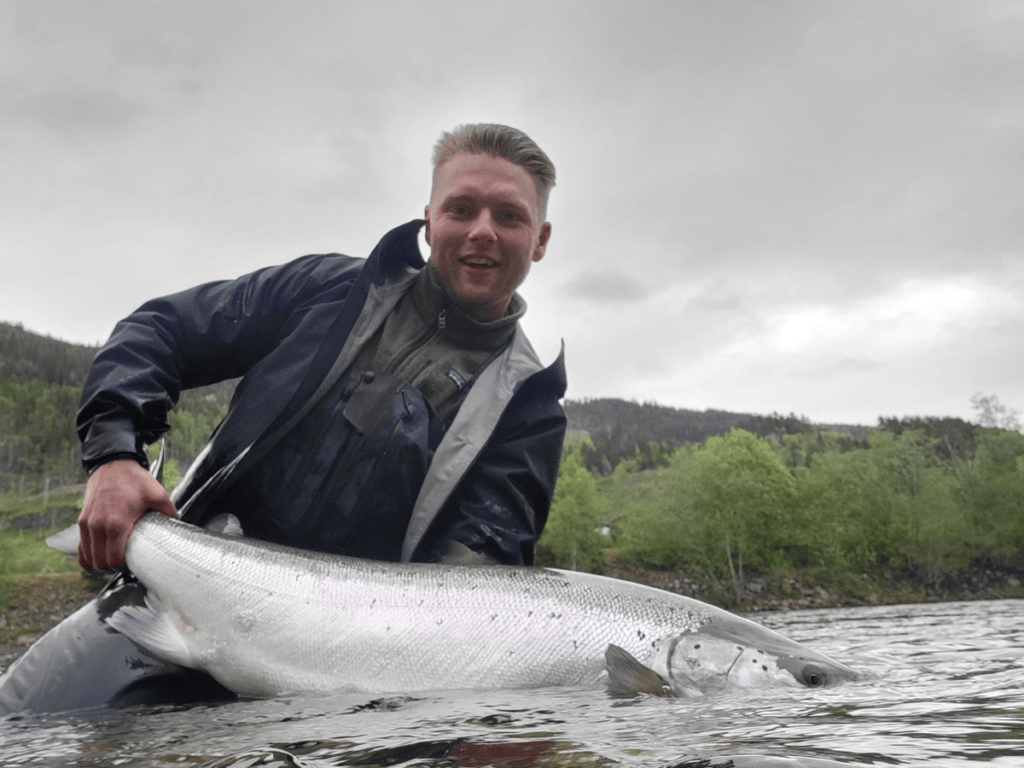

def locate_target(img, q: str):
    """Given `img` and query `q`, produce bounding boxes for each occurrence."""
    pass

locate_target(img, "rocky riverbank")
[606,560,1024,612]
[0,572,104,669]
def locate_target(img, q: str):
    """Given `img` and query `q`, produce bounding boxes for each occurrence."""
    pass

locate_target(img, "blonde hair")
[432,123,556,218]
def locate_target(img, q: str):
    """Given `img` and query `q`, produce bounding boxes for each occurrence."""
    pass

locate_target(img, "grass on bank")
[0,483,84,572]
[0,484,85,520]
[0,486,87,640]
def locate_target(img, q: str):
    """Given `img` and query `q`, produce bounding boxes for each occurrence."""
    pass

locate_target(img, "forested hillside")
[0,323,233,493]
[0,323,98,387]
[564,398,872,475]
[539,418,1024,602]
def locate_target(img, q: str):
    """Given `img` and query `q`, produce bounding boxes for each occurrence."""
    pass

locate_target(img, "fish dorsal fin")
[203,513,244,537]
[438,540,496,566]
[604,644,674,698]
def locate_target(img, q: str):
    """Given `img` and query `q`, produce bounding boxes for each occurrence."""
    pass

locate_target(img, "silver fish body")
[108,514,857,698]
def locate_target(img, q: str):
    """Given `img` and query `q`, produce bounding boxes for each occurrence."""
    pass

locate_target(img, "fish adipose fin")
[105,592,195,669]
[604,644,675,698]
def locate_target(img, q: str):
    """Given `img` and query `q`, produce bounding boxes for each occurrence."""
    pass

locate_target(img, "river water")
[0,598,1020,767]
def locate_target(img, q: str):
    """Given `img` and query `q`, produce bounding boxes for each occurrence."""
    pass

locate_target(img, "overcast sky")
[2,1,1022,426]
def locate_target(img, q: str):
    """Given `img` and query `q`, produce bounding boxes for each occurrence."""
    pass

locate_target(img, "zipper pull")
[438,309,446,330]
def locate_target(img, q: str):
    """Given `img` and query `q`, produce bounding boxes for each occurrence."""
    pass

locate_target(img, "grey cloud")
[3,83,145,136]
[562,270,652,303]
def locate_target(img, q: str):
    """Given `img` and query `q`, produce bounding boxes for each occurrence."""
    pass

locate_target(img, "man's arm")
[77,256,343,471]
[76,253,361,568]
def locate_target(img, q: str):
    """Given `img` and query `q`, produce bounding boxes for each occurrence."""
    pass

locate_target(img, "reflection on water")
[1,599,1021,767]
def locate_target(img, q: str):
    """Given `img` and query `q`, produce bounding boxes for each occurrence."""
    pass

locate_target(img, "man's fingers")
[147,493,179,520]
[76,458,178,571]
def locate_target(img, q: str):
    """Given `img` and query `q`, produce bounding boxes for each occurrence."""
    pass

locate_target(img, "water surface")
[1,599,1020,767]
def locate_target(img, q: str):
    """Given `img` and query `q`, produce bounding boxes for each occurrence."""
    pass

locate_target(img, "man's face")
[425,153,551,320]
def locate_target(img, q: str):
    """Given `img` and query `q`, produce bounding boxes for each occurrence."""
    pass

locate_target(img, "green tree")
[539,447,609,572]
[166,393,228,467]
[688,430,798,595]
[613,444,701,568]
[0,380,82,486]
[960,427,1024,566]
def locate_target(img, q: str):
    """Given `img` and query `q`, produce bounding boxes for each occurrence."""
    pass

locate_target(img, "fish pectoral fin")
[604,644,675,698]
[105,593,195,669]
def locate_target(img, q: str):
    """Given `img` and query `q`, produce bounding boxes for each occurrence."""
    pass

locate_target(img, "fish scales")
[123,515,707,694]
[114,514,857,698]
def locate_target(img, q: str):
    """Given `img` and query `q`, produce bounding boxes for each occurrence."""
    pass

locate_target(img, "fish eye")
[801,664,827,687]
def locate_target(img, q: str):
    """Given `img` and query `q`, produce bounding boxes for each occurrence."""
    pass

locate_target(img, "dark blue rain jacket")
[77,220,566,565]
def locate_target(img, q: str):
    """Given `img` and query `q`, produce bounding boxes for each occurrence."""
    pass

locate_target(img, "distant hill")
[0,322,99,387]
[566,398,748,446]
[565,398,870,445]
[0,322,236,404]
[563,398,876,473]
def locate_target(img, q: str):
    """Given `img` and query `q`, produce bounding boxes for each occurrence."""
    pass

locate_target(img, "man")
[78,122,565,570]
[0,123,566,714]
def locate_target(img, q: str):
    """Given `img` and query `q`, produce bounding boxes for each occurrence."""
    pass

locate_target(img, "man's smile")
[462,256,499,267]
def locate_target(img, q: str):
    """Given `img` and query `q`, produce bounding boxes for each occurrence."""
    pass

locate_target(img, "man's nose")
[468,210,497,242]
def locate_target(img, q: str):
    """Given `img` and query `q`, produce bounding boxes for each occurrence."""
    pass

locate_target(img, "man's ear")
[533,222,552,263]
[423,205,432,244]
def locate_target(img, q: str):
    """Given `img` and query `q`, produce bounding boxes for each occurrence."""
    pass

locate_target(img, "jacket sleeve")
[418,360,567,566]
[77,254,360,471]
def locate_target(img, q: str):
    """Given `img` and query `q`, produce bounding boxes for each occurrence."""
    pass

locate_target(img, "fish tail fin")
[45,524,80,557]
[105,593,195,668]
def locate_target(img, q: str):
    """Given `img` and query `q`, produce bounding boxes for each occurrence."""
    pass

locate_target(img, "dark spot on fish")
[490,614,497,621]
[549,612,562,619]
[762,665,769,672]
[637,630,646,641]
[693,643,702,650]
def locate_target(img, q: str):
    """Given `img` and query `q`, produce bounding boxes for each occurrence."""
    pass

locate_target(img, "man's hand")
[78,458,178,571]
